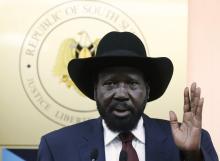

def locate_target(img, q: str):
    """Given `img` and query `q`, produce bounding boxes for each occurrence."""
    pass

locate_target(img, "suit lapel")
[79,118,105,161]
[143,115,169,161]
[78,115,171,161]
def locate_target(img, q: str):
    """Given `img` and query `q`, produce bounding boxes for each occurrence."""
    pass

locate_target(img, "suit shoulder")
[144,115,171,127]
[42,118,100,141]
[143,115,172,134]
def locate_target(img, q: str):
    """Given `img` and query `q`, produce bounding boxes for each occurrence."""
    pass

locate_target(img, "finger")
[184,87,190,112]
[190,82,197,99]
[183,111,194,124]
[169,111,179,130]
[190,82,197,112]
[195,97,204,121]
[192,87,201,114]
[195,87,201,99]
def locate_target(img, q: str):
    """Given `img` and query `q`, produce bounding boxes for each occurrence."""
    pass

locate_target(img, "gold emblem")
[53,31,99,95]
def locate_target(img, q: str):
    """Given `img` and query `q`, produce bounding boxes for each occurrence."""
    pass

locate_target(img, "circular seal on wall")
[19,0,147,126]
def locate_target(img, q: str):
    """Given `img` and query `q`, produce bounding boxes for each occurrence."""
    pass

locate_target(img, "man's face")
[94,66,149,132]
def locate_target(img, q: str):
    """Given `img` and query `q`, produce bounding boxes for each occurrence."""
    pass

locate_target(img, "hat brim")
[68,56,173,102]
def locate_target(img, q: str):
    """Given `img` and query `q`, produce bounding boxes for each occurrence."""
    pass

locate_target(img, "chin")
[103,113,141,132]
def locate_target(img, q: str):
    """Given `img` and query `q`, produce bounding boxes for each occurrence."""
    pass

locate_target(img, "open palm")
[169,82,204,151]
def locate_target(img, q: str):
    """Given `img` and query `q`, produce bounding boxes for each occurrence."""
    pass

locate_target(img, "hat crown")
[96,32,147,57]
[67,31,173,102]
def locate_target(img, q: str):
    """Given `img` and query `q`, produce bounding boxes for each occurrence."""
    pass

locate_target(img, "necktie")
[119,132,139,161]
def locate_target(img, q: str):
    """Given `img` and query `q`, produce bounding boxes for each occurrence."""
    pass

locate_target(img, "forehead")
[97,66,145,80]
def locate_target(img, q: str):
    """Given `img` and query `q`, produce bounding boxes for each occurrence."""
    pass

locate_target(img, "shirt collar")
[102,117,145,145]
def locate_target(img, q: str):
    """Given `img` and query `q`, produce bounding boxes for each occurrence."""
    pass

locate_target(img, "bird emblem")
[53,31,100,95]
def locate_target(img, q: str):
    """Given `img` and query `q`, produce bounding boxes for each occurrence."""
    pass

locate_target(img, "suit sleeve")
[201,130,219,161]
[37,136,54,161]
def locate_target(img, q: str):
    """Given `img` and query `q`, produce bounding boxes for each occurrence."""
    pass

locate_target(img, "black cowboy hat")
[68,31,173,102]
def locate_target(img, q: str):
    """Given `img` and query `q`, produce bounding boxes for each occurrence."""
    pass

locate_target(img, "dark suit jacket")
[37,115,218,161]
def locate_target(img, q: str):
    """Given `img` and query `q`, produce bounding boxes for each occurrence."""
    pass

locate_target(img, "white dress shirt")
[102,117,145,161]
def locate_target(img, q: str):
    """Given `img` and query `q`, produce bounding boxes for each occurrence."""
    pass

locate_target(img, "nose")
[113,83,129,101]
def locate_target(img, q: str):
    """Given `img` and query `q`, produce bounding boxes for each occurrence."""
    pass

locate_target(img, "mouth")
[111,106,131,118]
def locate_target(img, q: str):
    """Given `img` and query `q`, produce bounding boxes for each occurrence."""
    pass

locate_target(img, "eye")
[103,81,115,86]
[103,81,117,90]
[129,81,139,88]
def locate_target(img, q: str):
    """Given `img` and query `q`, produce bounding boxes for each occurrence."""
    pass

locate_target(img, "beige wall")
[3,0,220,159]
[188,0,220,155]
[1,0,219,159]
[0,0,187,147]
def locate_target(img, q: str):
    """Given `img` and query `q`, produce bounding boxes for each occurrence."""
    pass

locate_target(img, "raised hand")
[169,82,204,160]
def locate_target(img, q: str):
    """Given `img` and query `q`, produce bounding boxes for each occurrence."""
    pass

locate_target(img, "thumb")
[169,111,179,131]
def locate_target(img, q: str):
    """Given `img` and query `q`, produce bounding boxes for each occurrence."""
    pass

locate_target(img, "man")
[37,32,218,161]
